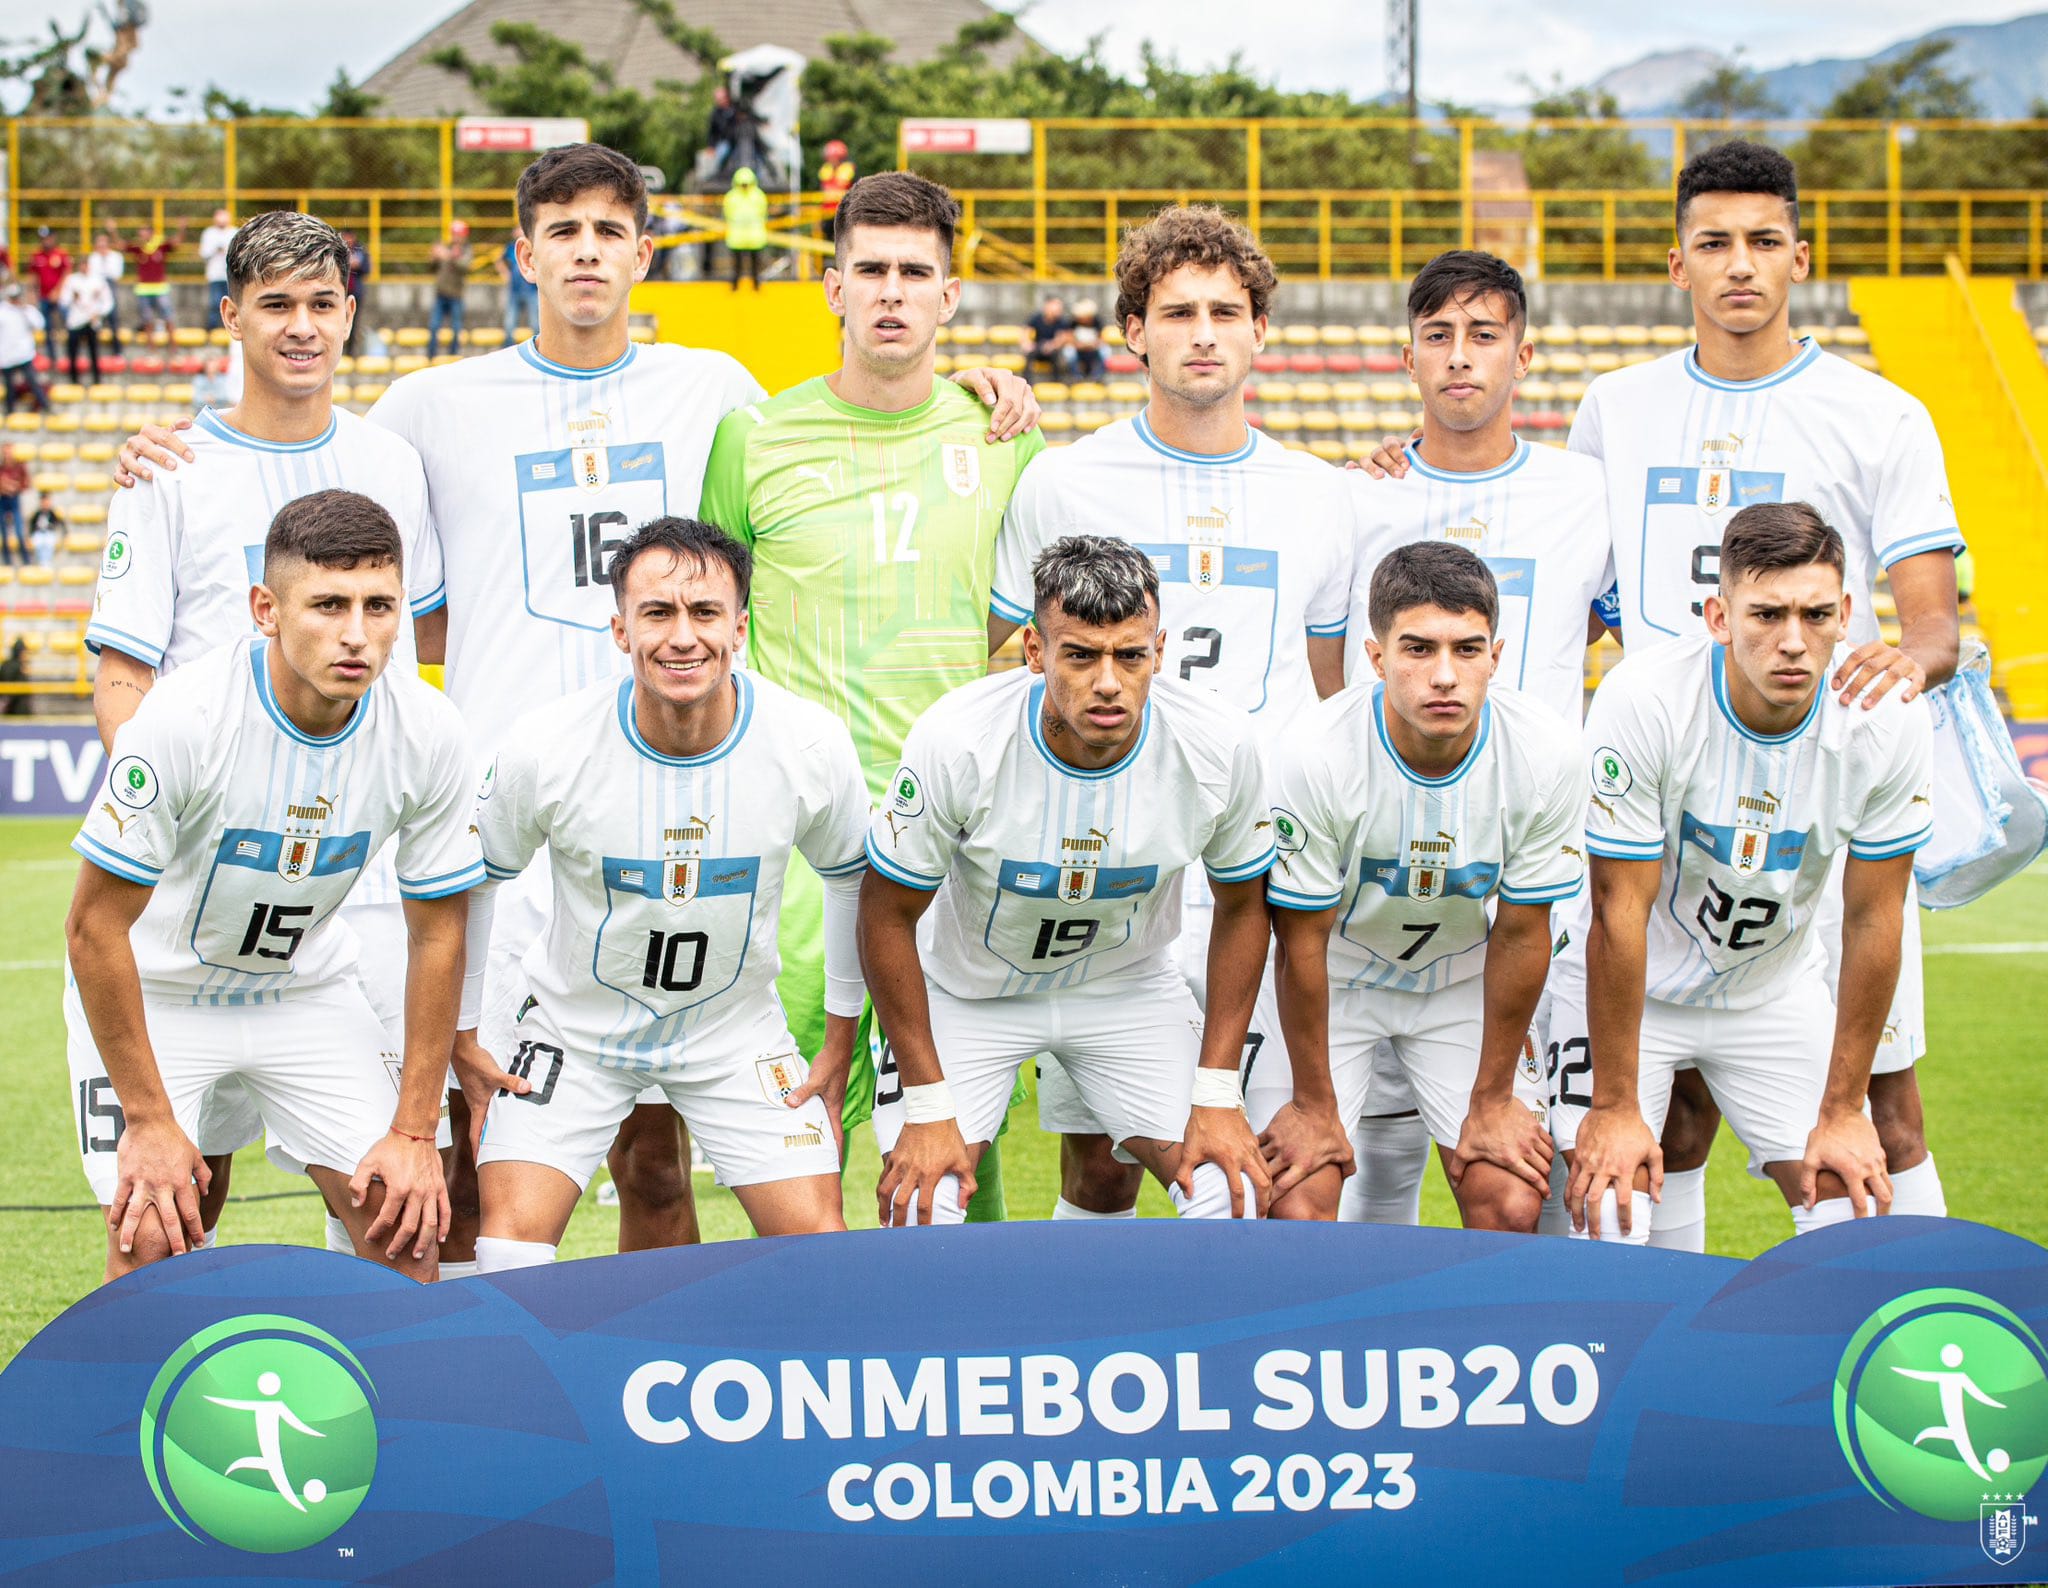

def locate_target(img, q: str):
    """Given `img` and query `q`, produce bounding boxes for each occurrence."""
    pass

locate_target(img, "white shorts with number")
[65,978,411,1206]
[1245,973,1544,1149]
[1817,862,1924,1075]
[880,968,1203,1158]
[474,1001,838,1190]
[1547,973,1834,1174]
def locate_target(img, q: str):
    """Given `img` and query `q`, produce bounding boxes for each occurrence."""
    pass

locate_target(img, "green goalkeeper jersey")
[699,375,1044,794]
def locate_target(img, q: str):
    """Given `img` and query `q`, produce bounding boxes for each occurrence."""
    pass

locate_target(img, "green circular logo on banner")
[140,1315,378,1553]
[1834,1288,2048,1521]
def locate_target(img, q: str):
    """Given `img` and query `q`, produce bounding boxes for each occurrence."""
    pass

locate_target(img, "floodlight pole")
[1387,0,1419,166]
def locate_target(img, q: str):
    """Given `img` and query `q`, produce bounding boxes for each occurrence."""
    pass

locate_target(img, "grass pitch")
[1,817,2041,1364]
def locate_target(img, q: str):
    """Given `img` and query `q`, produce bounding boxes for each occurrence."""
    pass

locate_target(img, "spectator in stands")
[428,219,472,357]
[0,446,27,565]
[118,224,181,343]
[817,139,855,242]
[1025,293,1074,379]
[0,287,49,415]
[496,227,537,341]
[28,501,61,567]
[708,85,739,175]
[198,208,236,331]
[0,639,29,716]
[723,168,768,291]
[342,231,370,353]
[30,228,70,369]
[1068,298,1105,379]
[58,260,112,382]
[88,232,125,356]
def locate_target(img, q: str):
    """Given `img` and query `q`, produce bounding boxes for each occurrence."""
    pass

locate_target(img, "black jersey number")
[505,1040,565,1105]
[1689,544,1719,617]
[1696,878,1781,951]
[570,511,631,589]
[1030,918,1100,961]
[238,902,313,963]
[1179,626,1222,681]
[641,930,709,993]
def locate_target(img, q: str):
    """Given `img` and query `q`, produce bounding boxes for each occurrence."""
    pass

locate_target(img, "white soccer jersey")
[1267,684,1584,994]
[72,637,484,1005]
[88,406,441,911]
[865,669,1275,1000]
[1347,438,1615,723]
[475,671,869,1070]
[1568,342,1965,651]
[368,339,765,754]
[990,415,1353,741]
[88,406,441,676]
[1581,635,1933,1009]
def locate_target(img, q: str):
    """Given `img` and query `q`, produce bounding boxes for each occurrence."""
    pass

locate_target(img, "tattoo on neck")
[1041,708,1065,741]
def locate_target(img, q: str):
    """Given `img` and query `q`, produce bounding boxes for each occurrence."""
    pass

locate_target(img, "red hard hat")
[824,140,848,159]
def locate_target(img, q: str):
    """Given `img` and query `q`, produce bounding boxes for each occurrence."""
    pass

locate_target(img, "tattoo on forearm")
[102,678,147,699]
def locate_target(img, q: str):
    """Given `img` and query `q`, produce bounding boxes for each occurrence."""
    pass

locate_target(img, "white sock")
[1338,1114,1429,1224]
[1888,1155,1946,1217]
[1646,1166,1707,1253]
[474,1236,557,1272]
[325,1213,354,1255]
[1536,1154,1571,1236]
[1168,1162,1262,1220]
[1053,1197,1137,1221]
[1566,1188,1651,1246]
[1790,1198,1856,1236]
[437,1260,479,1281]
[895,1175,966,1226]
[197,1225,218,1250]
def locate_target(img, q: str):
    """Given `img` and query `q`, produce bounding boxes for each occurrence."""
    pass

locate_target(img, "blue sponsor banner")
[0,724,103,816]
[0,1218,2042,1584]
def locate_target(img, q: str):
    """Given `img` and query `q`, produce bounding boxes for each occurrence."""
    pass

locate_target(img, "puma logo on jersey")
[100,801,134,837]
[793,461,843,492]
[1589,793,1616,823]
[1559,844,1584,863]
[1910,791,1932,806]
[1186,505,1230,532]
[1444,514,1487,542]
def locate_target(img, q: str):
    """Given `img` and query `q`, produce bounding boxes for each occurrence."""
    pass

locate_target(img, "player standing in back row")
[986,204,1356,1221]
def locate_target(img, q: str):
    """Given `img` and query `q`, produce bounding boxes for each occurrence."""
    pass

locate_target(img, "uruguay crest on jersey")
[278,796,335,885]
[662,817,710,906]
[1059,831,1107,902]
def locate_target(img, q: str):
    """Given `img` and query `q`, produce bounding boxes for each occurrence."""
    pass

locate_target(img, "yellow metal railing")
[11,115,2048,282]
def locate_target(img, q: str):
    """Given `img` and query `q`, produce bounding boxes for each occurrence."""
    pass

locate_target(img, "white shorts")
[1247,974,1544,1148]
[881,969,1203,1158]
[66,979,410,1206]
[474,1002,838,1190]
[1548,974,1834,1174]
[1818,861,1924,1074]
[344,898,409,1046]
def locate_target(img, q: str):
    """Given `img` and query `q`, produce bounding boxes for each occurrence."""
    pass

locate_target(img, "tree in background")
[1678,51,1782,122]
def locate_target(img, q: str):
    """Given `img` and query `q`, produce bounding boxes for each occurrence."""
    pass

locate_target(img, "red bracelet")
[389,1126,435,1144]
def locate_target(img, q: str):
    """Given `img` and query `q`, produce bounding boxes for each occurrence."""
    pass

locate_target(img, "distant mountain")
[1586,12,2048,119]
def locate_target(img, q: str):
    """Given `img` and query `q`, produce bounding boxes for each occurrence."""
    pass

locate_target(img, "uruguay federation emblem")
[575,445,610,493]
[1984,1498,2033,1565]
[661,818,710,906]
[1733,791,1777,878]
[1190,537,1225,594]
[942,444,980,498]
[1407,834,1455,902]
[277,796,334,884]
[1696,433,1743,517]
[1059,830,1109,903]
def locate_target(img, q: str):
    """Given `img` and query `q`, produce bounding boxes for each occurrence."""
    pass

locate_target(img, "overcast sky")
[6,0,2047,116]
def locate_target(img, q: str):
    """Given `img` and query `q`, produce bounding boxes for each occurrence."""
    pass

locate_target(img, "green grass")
[2,819,2042,1364]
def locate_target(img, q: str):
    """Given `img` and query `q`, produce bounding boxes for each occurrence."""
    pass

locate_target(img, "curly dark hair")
[1675,139,1800,233]
[1114,204,1278,334]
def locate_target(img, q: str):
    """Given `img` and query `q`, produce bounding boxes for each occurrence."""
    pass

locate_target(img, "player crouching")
[458,518,870,1268]
[1258,543,1583,1229]
[1561,502,1933,1242]
[860,534,1277,1225]
[65,490,482,1283]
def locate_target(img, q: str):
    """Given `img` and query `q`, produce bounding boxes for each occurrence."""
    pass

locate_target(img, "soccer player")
[1259,543,1582,1228]
[860,535,1276,1225]
[64,490,483,1282]
[459,518,869,1269]
[1338,249,1614,1229]
[1561,503,1932,1241]
[81,210,442,1256]
[698,171,1045,1221]
[985,203,1355,1221]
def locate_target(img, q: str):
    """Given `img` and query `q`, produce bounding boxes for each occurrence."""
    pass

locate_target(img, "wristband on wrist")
[1190,1068,1243,1111]
[389,1126,435,1144]
[902,1080,957,1125]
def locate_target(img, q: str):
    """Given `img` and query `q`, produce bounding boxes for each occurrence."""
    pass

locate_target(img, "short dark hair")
[226,211,350,300]
[833,171,961,271]
[516,143,649,238]
[263,489,403,583]
[1367,541,1499,638]
[607,516,753,609]
[1407,249,1527,331]
[1115,204,1277,331]
[1719,501,1844,588]
[1031,535,1160,629]
[1675,139,1800,234]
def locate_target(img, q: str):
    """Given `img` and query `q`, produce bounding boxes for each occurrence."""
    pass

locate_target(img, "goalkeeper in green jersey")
[698,171,1045,1221]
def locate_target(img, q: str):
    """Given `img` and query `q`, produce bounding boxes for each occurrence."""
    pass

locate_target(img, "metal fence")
[10,115,2048,281]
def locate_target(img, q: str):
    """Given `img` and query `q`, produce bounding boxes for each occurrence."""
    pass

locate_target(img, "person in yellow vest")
[817,139,855,242]
[723,166,770,291]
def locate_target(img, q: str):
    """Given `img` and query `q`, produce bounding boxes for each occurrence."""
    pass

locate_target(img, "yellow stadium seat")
[31,472,70,494]
[930,353,955,375]
[1344,438,1378,462]
[1620,349,1657,367]
[991,353,1026,374]
[1548,351,1588,374]
[1106,381,1147,406]
[1585,352,1623,374]
[172,328,207,348]
[1834,325,1870,347]
[1336,408,1377,433]
[393,355,430,376]
[986,326,1025,348]
[1262,411,1304,435]
[430,354,464,367]
[36,442,76,463]
[1291,381,1333,405]
[76,442,115,464]
[1613,325,1651,345]
[1650,324,1690,346]
[17,565,55,587]
[57,565,96,587]
[1357,325,1398,345]
[1282,440,1314,454]
[1301,411,1340,433]
[207,328,232,346]
[52,385,90,405]
[1319,325,1358,346]
[81,414,120,433]
[392,327,429,349]
[1069,382,1107,405]
[48,631,84,656]
[119,411,153,433]
[1576,325,1616,346]
[1520,379,1558,404]
[353,355,393,376]
[1331,380,1370,404]
[123,383,163,405]
[67,502,108,527]
[72,473,112,496]
[5,414,43,434]
[1525,352,1552,375]
[1280,325,1319,347]
[0,566,14,587]
[1309,438,1347,462]
[1038,412,1075,435]
[43,413,81,434]
[1071,410,1112,433]
[351,382,388,405]
[161,384,196,406]
[63,531,102,556]
[1033,382,1070,404]
[334,355,357,376]
[1367,380,1409,405]
[1556,379,1589,404]
[1536,324,1576,347]
[469,328,507,349]
[948,324,987,348]
[2034,323,2048,345]
[627,325,655,344]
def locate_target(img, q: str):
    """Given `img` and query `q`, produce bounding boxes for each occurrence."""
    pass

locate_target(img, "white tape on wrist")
[1190,1068,1243,1111]
[902,1080,957,1125]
